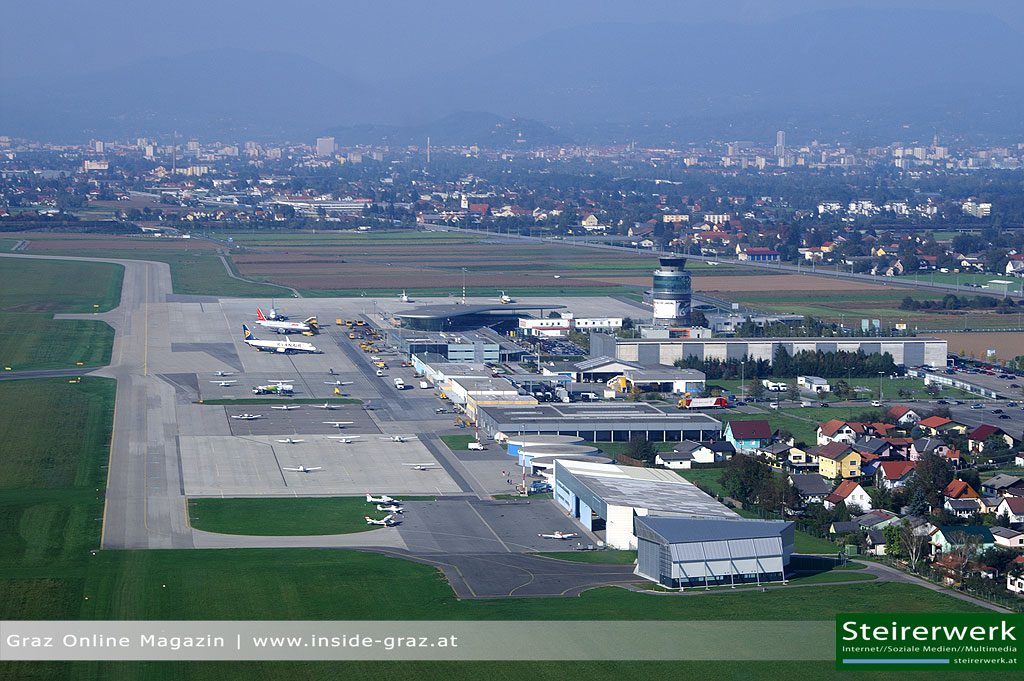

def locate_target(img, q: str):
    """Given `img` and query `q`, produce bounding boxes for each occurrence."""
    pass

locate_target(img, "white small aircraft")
[214,370,233,377]
[380,435,413,443]
[231,413,262,420]
[210,380,237,387]
[366,493,398,504]
[327,436,361,443]
[271,405,300,410]
[377,503,403,513]
[276,438,305,444]
[323,380,354,386]
[707,261,720,266]
[324,421,354,429]
[281,465,322,473]
[313,403,339,410]
[403,463,437,471]
[495,290,514,304]
[399,290,412,303]
[538,531,579,540]
[365,514,399,527]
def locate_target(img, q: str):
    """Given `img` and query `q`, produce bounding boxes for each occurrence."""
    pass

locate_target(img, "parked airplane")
[213,371,233,377]
[276,438,305,444]
[230,413,262,420]
[403,463,437,471]
[270,405,300,410]
[323,380,354,386]
[210,380,237,387]
[538,531,579,540]
[255,308,318,334]
[242,325,320,354]
[380,435,413,443]
[327,436,361,443]
[313,403,339,410]
[366,493,397,504]
[495,290,514,304]
[399,290,411,303]
[281,465,322,473]
[365,514,399,527]
[323,421,354,429]
[253,383,294,395]
[264,306,288,321]
[377,503,403,513]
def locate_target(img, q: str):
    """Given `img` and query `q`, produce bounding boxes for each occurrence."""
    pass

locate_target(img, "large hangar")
[552,459,738,549]
[634,516,795,588]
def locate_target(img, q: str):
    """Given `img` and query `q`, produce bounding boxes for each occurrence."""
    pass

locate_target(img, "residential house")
[982,475,1024,497]
[789,473,831,505]
[813,441,861,480]
[942,479,979,501]
[929,525,995,556]
[910,437,950,461]
[996,497,1024,525]
[917,416,967,437]
[655,440,732,469]
[830,521,860,536]
[943,498,982,519]
[817,419,865,446]
[967,424,1016,454]
[824,480,873,512]
[876,461,917,489]
[758,442,809,471]
[979,495,1003,515]
[865,529,887,556]
[886,405,921,426]
[737,246,780,262]
[855,509,900,531]
[852,437,891,459]
[723,420,773,452]
[990,526,1024,550]
[1008,569,1024,596]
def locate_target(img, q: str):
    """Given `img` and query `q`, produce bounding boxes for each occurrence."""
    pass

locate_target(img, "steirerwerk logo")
[836,614,1024,670]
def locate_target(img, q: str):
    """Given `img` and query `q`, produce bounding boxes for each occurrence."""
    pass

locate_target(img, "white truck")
[419,380,430,389]
[393,378,406,390]
[467,441,485,451]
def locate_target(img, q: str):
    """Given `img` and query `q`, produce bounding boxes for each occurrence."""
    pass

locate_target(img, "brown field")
[694,274,890,293]
[934,332,1024,360]
[11,233,220,252]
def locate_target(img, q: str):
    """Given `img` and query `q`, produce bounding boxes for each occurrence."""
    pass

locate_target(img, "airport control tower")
[651,256,691,326]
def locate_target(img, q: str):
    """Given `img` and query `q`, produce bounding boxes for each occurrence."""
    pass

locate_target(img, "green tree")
[883,522,903,558]
[748,379,765,401]
[624,436,657,465]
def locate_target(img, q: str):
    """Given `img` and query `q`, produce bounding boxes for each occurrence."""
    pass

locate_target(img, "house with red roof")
[824,480,873,511]
[816,419,865,446]
[967,425,1016,453]
[917,415,967,436]
[942,479,979,501]
[876,460,917,489]
[886,405,921,425]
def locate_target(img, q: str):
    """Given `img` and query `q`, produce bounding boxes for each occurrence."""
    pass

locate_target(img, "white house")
[824,480,873,512]
[995,497,1024,525]
[1008,571,1024,597]
[991,526,1024,550]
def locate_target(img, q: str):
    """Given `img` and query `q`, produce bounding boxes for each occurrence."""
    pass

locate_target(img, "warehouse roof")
[396,303,565,319]
[478,402,722,430]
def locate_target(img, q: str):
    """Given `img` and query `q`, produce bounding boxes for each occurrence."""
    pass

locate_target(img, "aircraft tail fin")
[243,324,257,341]
[256,307,267,321]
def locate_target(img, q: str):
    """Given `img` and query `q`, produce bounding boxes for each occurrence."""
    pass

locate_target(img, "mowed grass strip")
[0,315,113,370]
[0,257,123,313]
[187,497,383,536]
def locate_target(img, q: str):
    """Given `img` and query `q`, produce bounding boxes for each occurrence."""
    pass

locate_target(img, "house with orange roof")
[876,460,917,489]
[942,479,979,501]
[824,480,873,511]
[816,419,865,446]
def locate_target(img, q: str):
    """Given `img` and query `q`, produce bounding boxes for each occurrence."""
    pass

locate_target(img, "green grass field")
[441,434,481,451]
[188,497,384,536]
[0,258,121,370]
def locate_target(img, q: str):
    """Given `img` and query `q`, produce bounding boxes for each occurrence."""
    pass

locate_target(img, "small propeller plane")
[377,503,403,513]
[230,413,262,420]
[313,403,339,410]
[403,463,438,471]
[366,493,398,504]
[210,380,237,387]
[281,465,322,473]
[270,404,300,410]
[379,435,413,443]
[214,371,233,377]
[323,380,354,386]
[538,531,579,540]
[365,514,399,527]
[327,435,362,444]
[276,438,305,444]
[323,421,354,429]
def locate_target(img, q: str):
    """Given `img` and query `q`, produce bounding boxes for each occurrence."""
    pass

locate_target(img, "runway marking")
[465,501,511,553]
[143,270,150,376]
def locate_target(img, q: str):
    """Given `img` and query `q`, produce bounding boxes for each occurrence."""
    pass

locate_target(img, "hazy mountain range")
[2,8,1022,145]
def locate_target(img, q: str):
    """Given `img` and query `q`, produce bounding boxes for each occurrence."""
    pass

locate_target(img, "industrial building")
[553,459,738,549]
[634,516,795,588]
[476,402,722,443]
[518,443,600,467]
[594,334,947,368]
[391,328,524,363]
[505,434,585,457]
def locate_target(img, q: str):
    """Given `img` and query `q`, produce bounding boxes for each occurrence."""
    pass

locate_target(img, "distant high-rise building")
[315,136,336,157]
[92,140,104,153]
[774,130,785,157]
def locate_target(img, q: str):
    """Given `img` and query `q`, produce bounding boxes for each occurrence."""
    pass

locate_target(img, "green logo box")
[836,613,1024,670]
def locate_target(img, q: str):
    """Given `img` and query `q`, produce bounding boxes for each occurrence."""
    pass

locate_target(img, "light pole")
[740,360,745,402]
[461,267,467,304]
[878,371,885,403]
